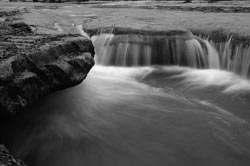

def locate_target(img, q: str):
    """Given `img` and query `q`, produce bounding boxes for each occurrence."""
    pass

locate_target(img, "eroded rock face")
[0,22,95,117]
[0,145,27,166]
[0,9,94,165]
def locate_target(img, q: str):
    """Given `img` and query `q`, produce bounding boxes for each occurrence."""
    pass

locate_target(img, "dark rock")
[9,22,32,34]
[0,144,27,166]
[84,26,191,37]
[0,9,95,166]
[0,23,95,117]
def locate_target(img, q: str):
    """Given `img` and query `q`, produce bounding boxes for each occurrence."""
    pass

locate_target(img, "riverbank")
[0,6,95,165]
[0,7,95,116]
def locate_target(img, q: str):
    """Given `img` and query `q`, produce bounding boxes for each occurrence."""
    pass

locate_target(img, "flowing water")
[1,32,250,166]
[92,33,250,77]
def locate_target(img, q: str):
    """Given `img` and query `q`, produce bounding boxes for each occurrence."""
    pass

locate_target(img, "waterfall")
[91,33,250,78]
[209,38,250,78]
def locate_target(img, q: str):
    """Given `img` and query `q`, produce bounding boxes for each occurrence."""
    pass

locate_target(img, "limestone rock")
[0,22,95,117]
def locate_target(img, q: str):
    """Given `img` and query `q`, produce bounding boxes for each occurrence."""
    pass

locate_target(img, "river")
[1,64,250,166]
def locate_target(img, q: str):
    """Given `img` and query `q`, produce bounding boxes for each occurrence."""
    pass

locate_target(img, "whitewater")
[1,31,250,166]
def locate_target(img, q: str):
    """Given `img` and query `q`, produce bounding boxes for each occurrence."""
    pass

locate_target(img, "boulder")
[0,22,95,117]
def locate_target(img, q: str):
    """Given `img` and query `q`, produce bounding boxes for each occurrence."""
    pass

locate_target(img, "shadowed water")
[1,65,250,166]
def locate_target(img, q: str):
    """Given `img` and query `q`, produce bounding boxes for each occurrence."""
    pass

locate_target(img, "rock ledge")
[0,19,95,116]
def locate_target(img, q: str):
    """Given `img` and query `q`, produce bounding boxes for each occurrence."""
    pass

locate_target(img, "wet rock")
[84,26,191,37]
[0,145,27,166]
[0,9,94,166]
[0,22,95,117]
[9,22,32,34]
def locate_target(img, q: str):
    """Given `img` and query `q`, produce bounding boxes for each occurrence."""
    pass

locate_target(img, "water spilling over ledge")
[1,4,250,166]
[90,29,250,78]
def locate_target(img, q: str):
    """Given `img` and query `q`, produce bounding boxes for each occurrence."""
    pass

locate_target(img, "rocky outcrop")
[0,145,27,166]
[0,22,95,117]
[84,26,192,37]
[0,9,95,165]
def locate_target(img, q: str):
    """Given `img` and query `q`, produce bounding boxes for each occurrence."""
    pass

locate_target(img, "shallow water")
[1,65,250,166]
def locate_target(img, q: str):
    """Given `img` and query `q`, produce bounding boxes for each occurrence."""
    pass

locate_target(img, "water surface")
[1,65,250,166]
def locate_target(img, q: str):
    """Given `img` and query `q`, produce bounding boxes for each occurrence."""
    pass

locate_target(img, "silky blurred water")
[1,65,250,166]
[0,2,250,166]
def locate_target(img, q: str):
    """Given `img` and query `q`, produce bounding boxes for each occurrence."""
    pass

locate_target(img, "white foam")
[54,22,63,32]
[72,24,90,39]
[177,68,250,95]
[90,66,187,101]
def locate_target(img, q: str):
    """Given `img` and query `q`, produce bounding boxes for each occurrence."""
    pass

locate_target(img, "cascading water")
[209,38,250,77]
[2,29,250,166]
[92,33,250,78]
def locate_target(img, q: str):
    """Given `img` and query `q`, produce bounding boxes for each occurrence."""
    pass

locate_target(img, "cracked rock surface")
[0,9,95,165]
[0,145,27,166]
[0,12,95,117]
[0,21,95,116]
